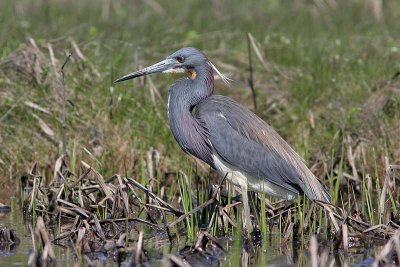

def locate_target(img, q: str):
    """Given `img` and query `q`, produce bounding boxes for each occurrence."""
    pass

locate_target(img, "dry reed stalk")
[379,157,393,224]
[246,32,257,113]
[347,136,360,182]
[47,43,60,80]
[82,161,114,202]
[247,32,269,72]
[135,231,144,266]
[283,222,294,243]
[32,112,56,141]
[194,231,205,251]
[373,229,400,266]
[75,227,86,252]
[35,216,56,261]
[28,176,39,212]
[57,199,91,218]
[24,101,51,115]
[60,54,71,157]
[127,177,183,216]
[310,235,318,267]
[342,223,349,254]
[202,231,226,251]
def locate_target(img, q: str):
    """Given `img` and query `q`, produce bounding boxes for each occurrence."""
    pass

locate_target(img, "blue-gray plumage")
[115,47,330,230]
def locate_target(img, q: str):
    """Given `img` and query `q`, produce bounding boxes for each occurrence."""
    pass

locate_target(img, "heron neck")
[167,64,214,165]
[170,64,214,110]
[188,64,214,107]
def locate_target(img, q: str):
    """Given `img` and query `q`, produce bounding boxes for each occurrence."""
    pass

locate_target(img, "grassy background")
[0,0,399,204]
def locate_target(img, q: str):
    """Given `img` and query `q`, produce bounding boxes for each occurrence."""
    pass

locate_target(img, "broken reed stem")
[347,136,360,182]
[169,198,214,228]
[127,177,184,216]
[246,32,257,113]
[135,231,144,266]
[35,216,56,261]
[60,54,71,156]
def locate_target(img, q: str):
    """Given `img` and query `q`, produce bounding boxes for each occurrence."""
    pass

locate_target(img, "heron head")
[114,47,208,83]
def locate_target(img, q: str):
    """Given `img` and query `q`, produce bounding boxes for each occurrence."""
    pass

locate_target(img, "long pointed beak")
[114,58,177,83]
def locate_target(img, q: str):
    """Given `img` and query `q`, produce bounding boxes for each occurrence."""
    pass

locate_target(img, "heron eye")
[176,56,185,63]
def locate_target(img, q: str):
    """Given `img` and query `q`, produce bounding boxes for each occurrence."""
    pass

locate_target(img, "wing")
[195,95,330,202]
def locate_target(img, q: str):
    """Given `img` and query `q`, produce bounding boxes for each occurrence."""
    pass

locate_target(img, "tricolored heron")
[115,47,330,231]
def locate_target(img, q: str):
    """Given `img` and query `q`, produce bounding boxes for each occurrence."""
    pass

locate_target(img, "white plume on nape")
[208,62,233,86]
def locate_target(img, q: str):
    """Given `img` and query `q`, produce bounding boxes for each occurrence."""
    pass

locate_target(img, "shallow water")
[0,198,379,266]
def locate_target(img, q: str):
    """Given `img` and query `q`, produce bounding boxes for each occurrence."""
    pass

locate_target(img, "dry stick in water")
[28,176,38,212]
[206,206,218,232]
[92,214,106,241]
[314,201,340,233]
[35,216,56,261]
[314,200,389,238]
[310,235,318,267]
[57,198,92,218]
[202,231,226,252]
[75,227,86,253]
[127,177,183,216]
[342,223,349,254]
[95,218,162,231]
[169,198,214,228]
[373,229,400,267]
[165,254,192,267]
[135,231,144,266]
[194,231,205,251]
[60,54,71,156]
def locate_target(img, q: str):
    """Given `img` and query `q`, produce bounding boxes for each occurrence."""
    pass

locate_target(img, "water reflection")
[235,231,372,267]
[0,242,19,256]
[0,201,381,266]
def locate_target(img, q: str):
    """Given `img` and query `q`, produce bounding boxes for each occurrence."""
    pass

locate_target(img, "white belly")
[212,154,296,200]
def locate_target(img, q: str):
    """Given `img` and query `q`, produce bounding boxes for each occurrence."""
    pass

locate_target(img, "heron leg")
[241,184,252,235]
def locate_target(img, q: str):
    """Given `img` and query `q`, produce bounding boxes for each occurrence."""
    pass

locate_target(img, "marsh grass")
[178,171,195,240]
[18,155,400,265]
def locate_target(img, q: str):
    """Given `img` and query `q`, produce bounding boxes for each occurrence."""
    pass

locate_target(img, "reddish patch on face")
[188,69,197,80]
